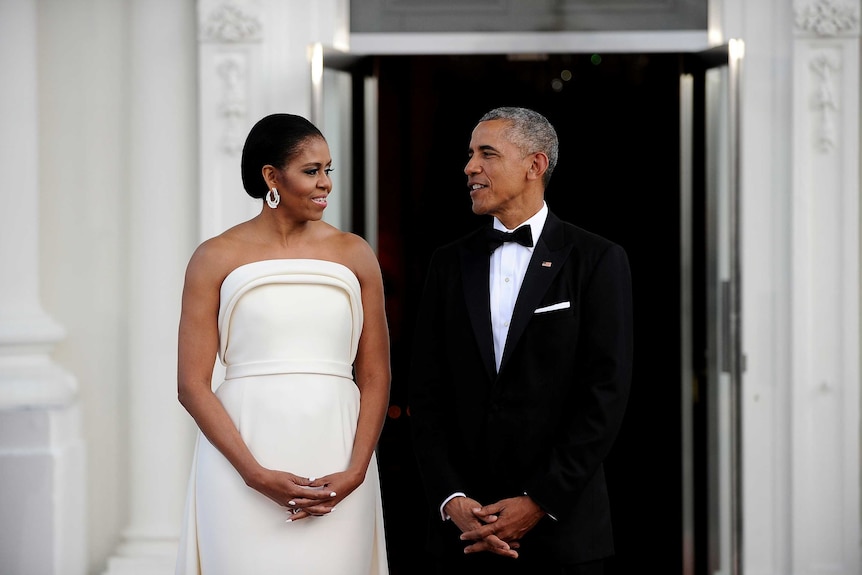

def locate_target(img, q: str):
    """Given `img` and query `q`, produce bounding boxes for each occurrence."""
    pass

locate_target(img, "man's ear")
[526,152,549,182]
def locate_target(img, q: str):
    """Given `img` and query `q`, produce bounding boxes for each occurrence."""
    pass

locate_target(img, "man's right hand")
[444,496,519,559]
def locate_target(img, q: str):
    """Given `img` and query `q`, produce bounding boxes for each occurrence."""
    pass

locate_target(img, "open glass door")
[309,43,378,249]
[680,40,745,575]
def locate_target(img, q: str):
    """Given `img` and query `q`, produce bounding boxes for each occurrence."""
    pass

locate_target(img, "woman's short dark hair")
[240,113,325,199]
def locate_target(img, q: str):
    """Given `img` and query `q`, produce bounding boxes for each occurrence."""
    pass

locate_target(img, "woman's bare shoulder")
[326,230,380,281]
[185,223,258,287]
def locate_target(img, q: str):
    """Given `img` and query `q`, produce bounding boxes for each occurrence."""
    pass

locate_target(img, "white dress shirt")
[440,202,549,520]
[489,203,548,371]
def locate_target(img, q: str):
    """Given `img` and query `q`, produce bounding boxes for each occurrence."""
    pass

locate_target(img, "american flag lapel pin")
[541,261,552,267]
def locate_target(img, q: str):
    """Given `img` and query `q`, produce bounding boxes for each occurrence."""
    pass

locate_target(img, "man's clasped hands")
[444,494,547,558]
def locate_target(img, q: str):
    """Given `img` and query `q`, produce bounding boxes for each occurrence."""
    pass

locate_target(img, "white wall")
[37,0,200,571]
[37,1,131,571]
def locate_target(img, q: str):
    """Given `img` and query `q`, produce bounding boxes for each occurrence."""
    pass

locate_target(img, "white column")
[103,0,198,573]
[197,0,266,242]
[0,1,86,574]
[197,0,345,241]
[791,1,861,574]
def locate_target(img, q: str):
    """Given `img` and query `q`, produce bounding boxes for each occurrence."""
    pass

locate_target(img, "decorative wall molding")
[215,54,247,155]
[810,52,840,152]
[791,0,861,565]
[199,1,263,43]
[794,0,859,36]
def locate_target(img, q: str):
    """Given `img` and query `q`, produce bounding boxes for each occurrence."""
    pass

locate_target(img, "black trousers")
[432,553,607,575]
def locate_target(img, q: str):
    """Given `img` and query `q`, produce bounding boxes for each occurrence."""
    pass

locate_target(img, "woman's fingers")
[285,508,310,522]
[302,502,337,516]
[285,484,338,514]
[290,486,336,502]
[284,503,335,519]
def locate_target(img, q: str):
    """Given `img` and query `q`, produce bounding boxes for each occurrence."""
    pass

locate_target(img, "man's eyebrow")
[468,144,499,155]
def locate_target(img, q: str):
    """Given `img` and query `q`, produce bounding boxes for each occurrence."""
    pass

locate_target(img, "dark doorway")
[371,53,692,575]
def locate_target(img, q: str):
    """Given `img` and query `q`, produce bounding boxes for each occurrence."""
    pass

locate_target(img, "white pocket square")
[534,301,570,314]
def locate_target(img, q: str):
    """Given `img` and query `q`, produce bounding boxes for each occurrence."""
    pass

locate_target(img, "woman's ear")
[261,164,278,188]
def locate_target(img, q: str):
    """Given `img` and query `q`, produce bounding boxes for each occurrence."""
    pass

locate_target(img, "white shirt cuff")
[440,492,467,521]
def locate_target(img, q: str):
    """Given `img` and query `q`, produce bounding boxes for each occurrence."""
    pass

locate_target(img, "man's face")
[464,119,532,220]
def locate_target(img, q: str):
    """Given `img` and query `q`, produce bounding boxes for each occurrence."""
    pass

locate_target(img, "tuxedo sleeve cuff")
[440,492,467,521]
[524,491,558,521]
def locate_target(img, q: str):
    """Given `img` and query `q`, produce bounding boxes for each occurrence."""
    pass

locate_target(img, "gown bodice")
[217,259,363,381]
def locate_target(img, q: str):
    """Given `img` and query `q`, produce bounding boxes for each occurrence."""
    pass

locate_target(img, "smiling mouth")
[470,183,487,191]
[312,196,327,206]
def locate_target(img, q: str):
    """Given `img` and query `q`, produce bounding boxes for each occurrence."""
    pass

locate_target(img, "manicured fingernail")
[288,500,296,506]
[308,477,316,482]
[285,519,292,523]
[329,491,336,497]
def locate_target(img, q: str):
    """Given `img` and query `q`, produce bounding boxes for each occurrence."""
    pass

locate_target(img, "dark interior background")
[367,53,691,574]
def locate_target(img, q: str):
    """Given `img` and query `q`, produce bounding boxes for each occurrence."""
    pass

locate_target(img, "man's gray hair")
[479,107,559,186]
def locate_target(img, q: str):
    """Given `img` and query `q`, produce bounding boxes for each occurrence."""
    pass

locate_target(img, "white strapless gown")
[176,259,388,574]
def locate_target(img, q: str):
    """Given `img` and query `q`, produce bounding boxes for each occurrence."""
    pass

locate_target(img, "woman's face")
[272,136,333,220]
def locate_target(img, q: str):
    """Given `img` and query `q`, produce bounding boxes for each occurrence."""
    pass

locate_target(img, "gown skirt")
[175,259,388,575]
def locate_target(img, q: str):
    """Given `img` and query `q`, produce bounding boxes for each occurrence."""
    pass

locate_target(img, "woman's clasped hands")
[246,467,365,522]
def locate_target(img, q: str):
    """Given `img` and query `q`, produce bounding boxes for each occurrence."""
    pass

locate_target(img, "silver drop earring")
[266,187,281,209]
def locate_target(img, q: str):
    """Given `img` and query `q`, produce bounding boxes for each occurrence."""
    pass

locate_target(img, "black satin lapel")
[498,216,573,375]
[460,241,496,381]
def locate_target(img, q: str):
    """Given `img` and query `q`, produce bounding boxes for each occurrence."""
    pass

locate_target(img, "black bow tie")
[485,225,533,253]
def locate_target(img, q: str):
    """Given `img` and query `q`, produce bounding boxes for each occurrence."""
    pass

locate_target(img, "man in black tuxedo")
[408,107,634,574]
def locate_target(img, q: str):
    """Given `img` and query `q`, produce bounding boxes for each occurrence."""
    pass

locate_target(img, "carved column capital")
[197,1,262,158]
[794,0,860,36]
[198,1,263,44]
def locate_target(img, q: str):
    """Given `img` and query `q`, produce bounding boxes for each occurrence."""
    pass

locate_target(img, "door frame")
[313,37,745,575]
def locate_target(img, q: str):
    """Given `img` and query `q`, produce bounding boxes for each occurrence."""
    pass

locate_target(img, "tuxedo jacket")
[408,210,634,566]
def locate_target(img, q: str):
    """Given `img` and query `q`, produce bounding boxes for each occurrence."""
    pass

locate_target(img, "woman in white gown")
[175,114,390,574]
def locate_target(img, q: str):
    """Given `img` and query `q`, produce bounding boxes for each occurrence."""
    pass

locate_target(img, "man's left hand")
[459,495,546,554]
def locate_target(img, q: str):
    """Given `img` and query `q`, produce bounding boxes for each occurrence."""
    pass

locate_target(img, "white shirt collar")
[492,201,549,247]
